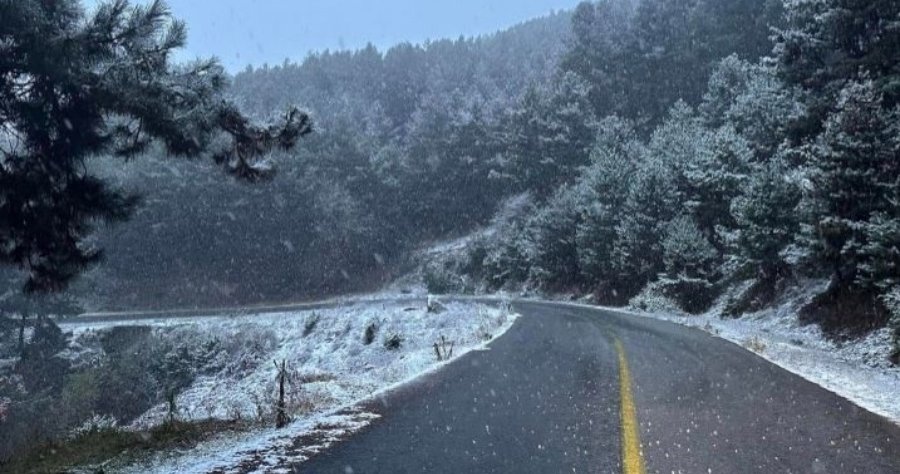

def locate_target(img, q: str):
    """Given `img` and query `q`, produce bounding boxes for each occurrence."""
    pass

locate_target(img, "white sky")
[85,0,581,72]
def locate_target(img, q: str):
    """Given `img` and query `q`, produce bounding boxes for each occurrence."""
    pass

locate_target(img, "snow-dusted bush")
[628,281,683,315]
[423,261,465,295]
[662,217,719,281]
[658,216,721,313]
[70,414,118,439]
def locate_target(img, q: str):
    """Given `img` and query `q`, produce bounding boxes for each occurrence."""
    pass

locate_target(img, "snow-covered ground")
[62,299,517,473]
[610,279,900,425]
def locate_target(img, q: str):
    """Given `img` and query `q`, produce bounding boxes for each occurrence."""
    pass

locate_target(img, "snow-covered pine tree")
[561,0,636,119]
[731,157,803,283]
[501,72,597,197]
[775,0,900,132]
[659,215,720,312]
[575,117,641,292]
[700,56,806,158]
[641,102,749,247]
[612,159,680,296]
[524,186,584,290]
[857,105,900,292]
[809,81,898,287]
[682,124,753,248]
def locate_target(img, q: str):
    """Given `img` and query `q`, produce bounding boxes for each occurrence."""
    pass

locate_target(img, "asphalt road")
[294,300,900,474]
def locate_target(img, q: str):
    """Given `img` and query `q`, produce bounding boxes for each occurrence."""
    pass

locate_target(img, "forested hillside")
[425,0,900,361]
[53,10,575,310]
[5,0,898,362]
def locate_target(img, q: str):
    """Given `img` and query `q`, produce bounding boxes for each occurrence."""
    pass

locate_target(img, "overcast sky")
[88,0,581,72]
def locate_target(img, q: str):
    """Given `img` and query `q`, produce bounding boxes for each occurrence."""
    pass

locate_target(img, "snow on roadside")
[63,299,518,473]
[398,218,900,427]
[615,279,900,425]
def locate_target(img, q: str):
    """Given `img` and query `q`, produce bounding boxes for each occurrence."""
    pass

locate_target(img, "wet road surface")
[297,300,900,473]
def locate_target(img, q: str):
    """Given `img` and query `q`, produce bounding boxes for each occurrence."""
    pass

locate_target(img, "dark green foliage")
[662,217,719,284]
[731,158,802,282]
[1,419,251,474]
[59,370,102,429]
[95,331,168,422]
[807,82,900,287]
[658,216,720,313]
[16,320,70,394]
[0,0,309,294]
[700,56,805,157]
[612,160,680,295]
[575,118,640,293]
[860,215,900,292]
[563,0,783,128]
[775,0,900,127]
[499,73,598,197]
[799,283,890,338]
[562,1,637,119]
[525,186,584,289]
[100,326,153,355]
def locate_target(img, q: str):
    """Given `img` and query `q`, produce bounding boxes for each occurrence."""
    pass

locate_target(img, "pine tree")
[731,157,803,282]
[860,214,900,292]
[662,216,719,280]
[659,215,720,312]
[775,0,900,131]
[682,125,753,246]
[857,106,900,291]
[561,1,636,119]
[502,72,597,196]
[575,117,641,288]
[700,56,806,158]
[0,0,310,293]
[643,102,750,244]
[613,159,680,295]
[809,81,899,286]
[524,186,583,289]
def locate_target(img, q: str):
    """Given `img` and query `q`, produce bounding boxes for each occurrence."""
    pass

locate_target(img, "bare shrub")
[383,334,403,351]
[363,322,378,345]
[433,336,454,361]
[743,336,767,353]
[303,313,321,338]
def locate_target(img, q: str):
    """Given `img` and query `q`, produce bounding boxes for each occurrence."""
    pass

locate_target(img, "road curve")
[294,300,900,474]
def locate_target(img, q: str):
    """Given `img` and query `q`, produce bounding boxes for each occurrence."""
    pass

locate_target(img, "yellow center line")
[615,338,646,474]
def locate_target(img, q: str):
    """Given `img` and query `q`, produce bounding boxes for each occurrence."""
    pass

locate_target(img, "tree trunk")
[275,359,288,428]
[19,313,26,356]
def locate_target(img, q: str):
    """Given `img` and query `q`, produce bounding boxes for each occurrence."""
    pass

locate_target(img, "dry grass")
[743,336,767,353]
[295,371,337,384]
[3,420,254,474]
